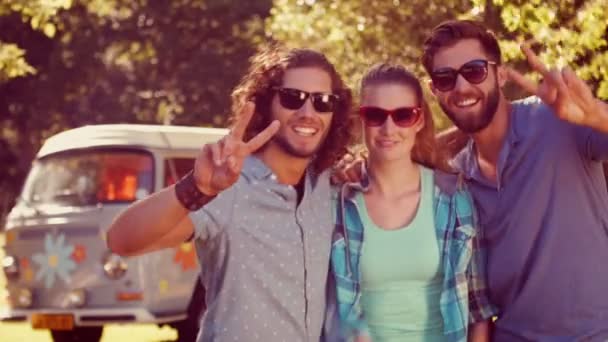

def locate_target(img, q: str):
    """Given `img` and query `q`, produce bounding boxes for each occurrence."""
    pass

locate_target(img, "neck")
[255,143,310,185]
[472,96,511,164]
[367,156,420,197]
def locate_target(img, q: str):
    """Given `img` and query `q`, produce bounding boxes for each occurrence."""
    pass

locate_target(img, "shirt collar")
[242,155,322,186]
[451,104,523,180]
[243,156,275,180]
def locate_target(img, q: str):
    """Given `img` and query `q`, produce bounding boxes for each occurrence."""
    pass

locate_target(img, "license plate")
[31,314,74,330]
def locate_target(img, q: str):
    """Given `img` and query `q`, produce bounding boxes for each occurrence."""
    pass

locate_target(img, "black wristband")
[175,170,216,211]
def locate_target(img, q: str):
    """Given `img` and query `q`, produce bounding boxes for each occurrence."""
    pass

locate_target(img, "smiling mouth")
[376,140,398,148]
[293,126,319,137]
[454,97,480,108]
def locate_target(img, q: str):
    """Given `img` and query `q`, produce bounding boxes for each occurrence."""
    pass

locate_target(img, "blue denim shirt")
[452,97,608,341]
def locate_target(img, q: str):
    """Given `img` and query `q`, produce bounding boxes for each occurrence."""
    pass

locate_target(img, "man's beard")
[440,82,500,134]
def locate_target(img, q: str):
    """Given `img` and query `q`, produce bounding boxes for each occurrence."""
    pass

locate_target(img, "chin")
[272,134,324,159]
[370,149,408,163]
[285,142,322,159]
[292,148,318,159]
[455,115,492,133]
[447,112,487,133]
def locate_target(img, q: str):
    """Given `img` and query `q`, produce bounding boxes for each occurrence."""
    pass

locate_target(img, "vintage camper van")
[1,124,227,341]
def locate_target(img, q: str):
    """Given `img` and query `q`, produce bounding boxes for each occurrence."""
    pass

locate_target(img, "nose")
[379,115,398,134]
[297,97,317,118]
[452,73,472,92]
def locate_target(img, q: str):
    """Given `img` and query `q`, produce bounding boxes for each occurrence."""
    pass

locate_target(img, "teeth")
[377,140,396,147]
[456,98,479,107]
[293,126,318,136]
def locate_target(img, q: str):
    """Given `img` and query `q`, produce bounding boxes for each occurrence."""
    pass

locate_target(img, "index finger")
[230,101,255,140]
[521,43,551,77]
[245,120,280,153]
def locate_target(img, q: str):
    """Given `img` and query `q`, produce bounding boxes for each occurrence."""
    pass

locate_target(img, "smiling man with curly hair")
[107,44,354,341]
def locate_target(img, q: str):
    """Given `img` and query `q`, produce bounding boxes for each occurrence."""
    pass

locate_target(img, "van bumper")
[0,307,187,326]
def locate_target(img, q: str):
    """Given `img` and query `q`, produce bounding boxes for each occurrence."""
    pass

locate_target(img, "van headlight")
[2,255,19,279]
[13,288,32,308]
[102,252,127,279]
[63,288,86,308]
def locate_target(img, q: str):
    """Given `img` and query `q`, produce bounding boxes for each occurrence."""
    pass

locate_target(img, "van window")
[164,158,195,186]
[21,149,154,206]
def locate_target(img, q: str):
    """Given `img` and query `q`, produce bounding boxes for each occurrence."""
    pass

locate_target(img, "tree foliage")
[0,42,36,81]
[0,0,606,220]
[266,0,608,129]
[0,0,271,218]
[0,0,71,81]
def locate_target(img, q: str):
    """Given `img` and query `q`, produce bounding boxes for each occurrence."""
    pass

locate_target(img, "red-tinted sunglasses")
[359,106,421,127]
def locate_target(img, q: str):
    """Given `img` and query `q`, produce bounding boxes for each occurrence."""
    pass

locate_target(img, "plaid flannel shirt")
[330,169,497,341]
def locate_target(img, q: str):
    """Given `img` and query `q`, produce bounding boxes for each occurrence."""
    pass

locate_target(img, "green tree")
[0,0,272,221]
[492,0,608,99]
[0,0,71,81]
[266,0,608,129]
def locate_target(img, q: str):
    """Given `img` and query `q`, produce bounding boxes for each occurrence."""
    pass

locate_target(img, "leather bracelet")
[175,170,216,211]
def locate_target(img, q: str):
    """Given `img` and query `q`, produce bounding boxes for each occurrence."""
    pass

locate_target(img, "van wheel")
[50,327,103,342]
[172,282,206,342]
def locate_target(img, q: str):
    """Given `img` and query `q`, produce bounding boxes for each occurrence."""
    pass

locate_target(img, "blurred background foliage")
[267,0,608,127]
[0,0,607,219]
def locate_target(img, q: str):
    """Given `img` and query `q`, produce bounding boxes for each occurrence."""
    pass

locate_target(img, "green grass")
[0,233,178,342]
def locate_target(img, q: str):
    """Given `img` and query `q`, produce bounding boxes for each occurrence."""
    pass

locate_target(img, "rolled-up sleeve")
[188,184,237,241]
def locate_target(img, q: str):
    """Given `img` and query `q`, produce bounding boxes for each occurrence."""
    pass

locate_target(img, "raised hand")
[330,149,366,185]
[506,43,601,127]
[192,102,280,195]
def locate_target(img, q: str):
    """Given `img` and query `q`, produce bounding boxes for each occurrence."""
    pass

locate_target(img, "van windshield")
[21,149,154,206]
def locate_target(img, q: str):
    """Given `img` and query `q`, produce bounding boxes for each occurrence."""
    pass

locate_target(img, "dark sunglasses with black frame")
[430,59,497,92]
[272,87,340,113]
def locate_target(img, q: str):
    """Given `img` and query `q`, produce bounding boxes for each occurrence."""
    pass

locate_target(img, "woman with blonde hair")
[330,63,496,342]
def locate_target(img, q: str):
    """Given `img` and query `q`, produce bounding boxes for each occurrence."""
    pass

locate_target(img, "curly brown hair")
[229,44,353,173]
[360,63,452,172]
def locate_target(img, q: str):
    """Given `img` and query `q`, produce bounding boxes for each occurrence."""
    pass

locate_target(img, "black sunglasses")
[430,59,497,92]
[273,87,339,113]
[359,106,421,127]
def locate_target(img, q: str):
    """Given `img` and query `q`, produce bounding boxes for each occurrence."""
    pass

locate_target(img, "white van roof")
[37,124,229,158]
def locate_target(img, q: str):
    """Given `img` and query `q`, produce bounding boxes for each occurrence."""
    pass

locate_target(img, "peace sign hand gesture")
[192,102,280,196]
[506,43,603,127]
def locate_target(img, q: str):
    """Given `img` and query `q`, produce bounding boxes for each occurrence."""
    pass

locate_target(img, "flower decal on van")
[173,242,197,271]
[20,258,34,283]
[71,244,87,264]
[32,233,76,289]
[159,279,169,294]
